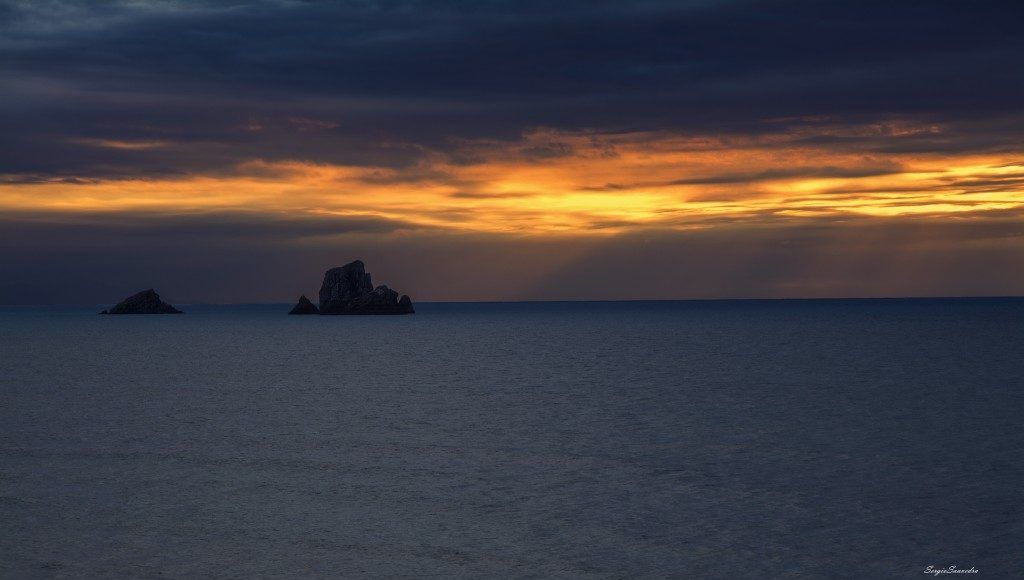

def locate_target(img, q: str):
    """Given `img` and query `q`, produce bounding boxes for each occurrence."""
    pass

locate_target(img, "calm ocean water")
[1,299,1022,578]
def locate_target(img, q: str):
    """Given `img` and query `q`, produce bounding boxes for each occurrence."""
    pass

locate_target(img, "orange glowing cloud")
[3,125,1024,235]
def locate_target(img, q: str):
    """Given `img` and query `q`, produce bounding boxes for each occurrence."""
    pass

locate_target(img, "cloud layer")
[1,0,1023,302]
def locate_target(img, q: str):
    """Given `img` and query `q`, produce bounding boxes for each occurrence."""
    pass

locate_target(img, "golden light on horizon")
[3,128,1023,235]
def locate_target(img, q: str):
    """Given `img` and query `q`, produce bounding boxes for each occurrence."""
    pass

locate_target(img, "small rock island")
[289,260,414,315]
[101,289,183,314]
[288,295,319,315]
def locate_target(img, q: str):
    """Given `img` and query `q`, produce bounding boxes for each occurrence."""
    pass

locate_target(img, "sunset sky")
[2,1,1023,303]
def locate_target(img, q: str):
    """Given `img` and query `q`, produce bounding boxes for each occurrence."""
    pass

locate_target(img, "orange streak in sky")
[3,128,1023,234]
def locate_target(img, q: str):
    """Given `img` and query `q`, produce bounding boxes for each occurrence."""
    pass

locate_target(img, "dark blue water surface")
[1,299,1022,578]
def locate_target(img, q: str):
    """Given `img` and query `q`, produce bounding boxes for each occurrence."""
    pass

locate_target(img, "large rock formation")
[318,260,414,315]
[101,289,183,314]
[288,295,320,315]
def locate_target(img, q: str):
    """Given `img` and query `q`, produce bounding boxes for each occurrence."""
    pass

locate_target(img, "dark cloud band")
[2,0,1023,178]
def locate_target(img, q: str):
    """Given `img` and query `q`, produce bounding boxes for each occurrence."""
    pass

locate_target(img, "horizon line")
[4,295,1024,308]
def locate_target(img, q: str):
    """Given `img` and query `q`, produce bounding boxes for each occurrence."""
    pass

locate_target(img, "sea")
[1,299,1022,578]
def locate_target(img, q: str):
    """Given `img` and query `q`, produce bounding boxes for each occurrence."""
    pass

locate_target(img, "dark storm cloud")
[0,210,425,241]
[2,0,1023,178]
[580,162,907,191]
[667,167,894,186]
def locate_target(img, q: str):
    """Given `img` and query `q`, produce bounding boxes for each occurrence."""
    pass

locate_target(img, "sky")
[2,0,1024,304]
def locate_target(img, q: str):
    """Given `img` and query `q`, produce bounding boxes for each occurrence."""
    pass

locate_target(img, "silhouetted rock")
[288,295,319,315]
[318,260,414,315]
[319,260,374,305]
[101,289,182,314]
[398,294,414,314]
